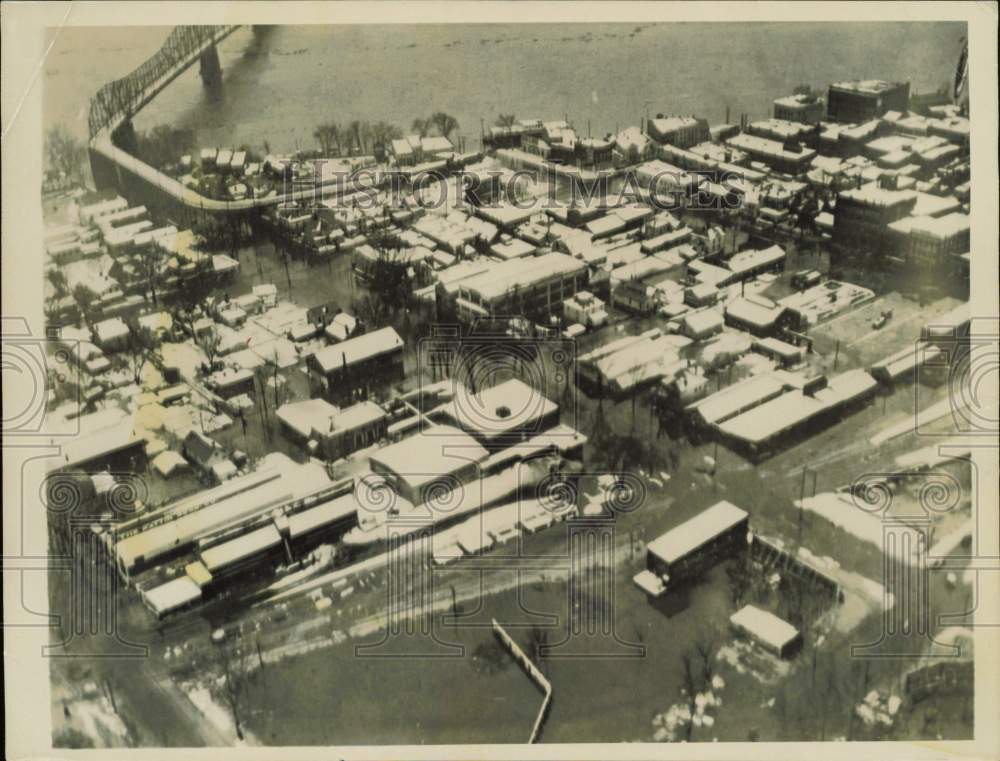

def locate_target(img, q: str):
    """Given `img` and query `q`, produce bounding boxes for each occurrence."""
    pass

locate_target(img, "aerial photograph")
[7,8,993,751]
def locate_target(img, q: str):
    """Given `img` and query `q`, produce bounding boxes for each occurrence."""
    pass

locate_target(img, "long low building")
[870,342,944,385]
[726,133,816,174]
[455,252,587,323]
[687,372,789,429]
[730,604,802,658]
[637,500,750,596]
[111,454,331,581]
[716,369,877,458]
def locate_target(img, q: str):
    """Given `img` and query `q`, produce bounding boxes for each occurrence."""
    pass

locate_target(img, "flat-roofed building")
[278,399,387,460]
[431,378,560,451]
[773,93,826,124]
[725,133,816,175]
[687,372,788,429]
[645,500,750,590]
[367,425,488,507]
[307,326,404,404]
[747,118,817,144]
[455,252,587,323]
[833,182,919,254]
[48,408,148,475]
[716,369,877,458]
[870,342,943,385]
[111,454,331,581]
[140,576,203,619]
[286,492,358,548]
[888,212,970,264]
[647,116,710,150]
[730,605,802,658]
[198,523,285,579]
[827,80,910,123]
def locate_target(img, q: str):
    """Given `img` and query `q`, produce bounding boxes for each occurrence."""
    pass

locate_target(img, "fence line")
[491,618,552,744]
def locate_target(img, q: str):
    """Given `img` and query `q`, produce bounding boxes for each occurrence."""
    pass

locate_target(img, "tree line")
[312,111,461,157]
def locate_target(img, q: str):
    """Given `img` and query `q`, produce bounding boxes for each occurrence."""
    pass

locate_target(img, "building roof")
[683,309,724,336]
[45,408,138,467]
[912,193,961,218]
[728,245,786,276]
[277,398,340,439]
[647,500,749,566]
[839,182,918,208]
[142,576,202,616]
[774,93,823,108]
[726,296,785,328]
[311,326,403,374]
[689,372,788,425]
[730,604,799,651]
[756,336,804,360]
[750,119,813,140]
[889,212,970,239]
[287,493,357,538]
[649,116,703,134]
[368,425,488,490]
[718,369,876,444]
[421,136,454,154]
[459,252,585,303]
[114,455,329,572]
[183,429,216,466]
[94,317,130,344]
[726,133,816,163]
[319,402,379,435]
[490,238,536,260]
[200,524,283,573]
[436,378,557,442]
[830,79,906,95]
[615,125,651,154]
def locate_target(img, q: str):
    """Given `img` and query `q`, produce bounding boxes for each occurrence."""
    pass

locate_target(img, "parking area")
[809,293,964,372]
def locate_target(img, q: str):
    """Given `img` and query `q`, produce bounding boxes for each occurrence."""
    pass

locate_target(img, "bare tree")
[215,642,253,742]
[197,326,223,372]
[678,650,699,741]
[313,122,340,156]
[72,283,100,328]
[45,125,86,183]
[430,111,459,141]
[693,631,718,688]
[411,117,431,138]
[121,320,157,385]
[138,244,169,308]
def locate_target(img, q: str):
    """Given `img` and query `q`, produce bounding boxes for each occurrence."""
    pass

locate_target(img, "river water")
[44,22,964,154]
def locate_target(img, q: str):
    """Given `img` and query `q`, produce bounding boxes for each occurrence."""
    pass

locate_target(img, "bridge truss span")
[88,25,241,140]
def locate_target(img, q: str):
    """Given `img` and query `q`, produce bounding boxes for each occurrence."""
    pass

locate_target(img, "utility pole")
[798,466,808,541]
[833,340,840,371]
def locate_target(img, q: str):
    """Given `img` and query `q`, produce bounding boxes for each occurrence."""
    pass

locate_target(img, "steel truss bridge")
[88,25,241,140]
